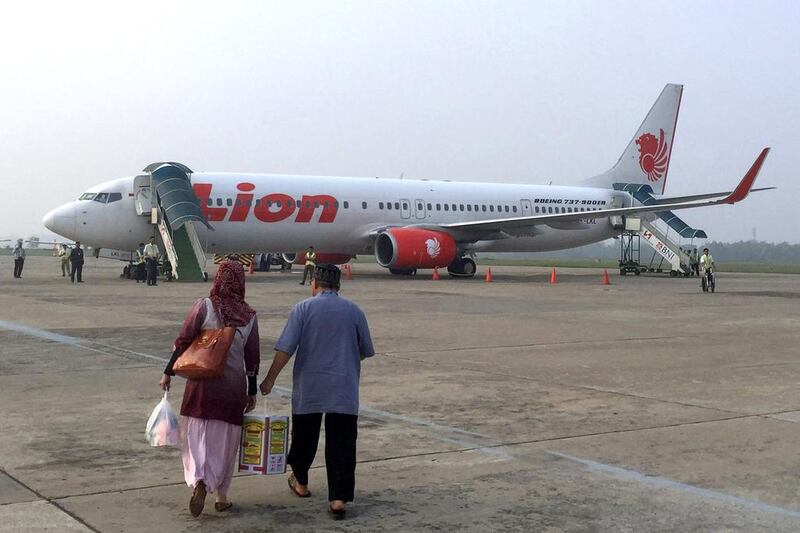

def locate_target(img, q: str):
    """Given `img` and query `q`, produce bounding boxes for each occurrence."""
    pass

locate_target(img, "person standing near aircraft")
[69,242,84,283]
[260,264,375,518]
[160,261,260,517]
[58,244,70,277]
[144,236,159,286]
[12,239,25,278]
[135,242,146,283]
[299,246,316,285]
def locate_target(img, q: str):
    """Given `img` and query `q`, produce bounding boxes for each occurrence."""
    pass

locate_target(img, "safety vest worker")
[300,247,316,285]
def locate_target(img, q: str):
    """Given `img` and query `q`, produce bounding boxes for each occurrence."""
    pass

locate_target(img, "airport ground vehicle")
[701,267,715,293]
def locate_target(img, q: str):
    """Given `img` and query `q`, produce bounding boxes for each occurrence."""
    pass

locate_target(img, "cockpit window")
[107,192,122,203]
[94,193,109,203]
[79,193,96,201]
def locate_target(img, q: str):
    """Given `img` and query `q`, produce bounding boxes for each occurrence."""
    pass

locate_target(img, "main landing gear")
[447,257,476,278]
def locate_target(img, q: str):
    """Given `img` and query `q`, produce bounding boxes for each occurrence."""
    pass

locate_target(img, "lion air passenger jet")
[43,84,770,277]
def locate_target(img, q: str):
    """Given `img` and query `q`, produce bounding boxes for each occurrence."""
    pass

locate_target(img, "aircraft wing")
[441,148,770,236]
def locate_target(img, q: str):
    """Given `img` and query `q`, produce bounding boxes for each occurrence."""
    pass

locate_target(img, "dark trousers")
[288,413,358,502]
[145,258,158,285]
[13,258,24,278]
[70,261,83,282]
[300,264,314,284]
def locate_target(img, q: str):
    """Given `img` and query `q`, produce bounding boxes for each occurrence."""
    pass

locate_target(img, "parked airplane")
[43,84,770,277]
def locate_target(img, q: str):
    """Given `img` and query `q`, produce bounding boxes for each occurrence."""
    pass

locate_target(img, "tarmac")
[1,255,799,532]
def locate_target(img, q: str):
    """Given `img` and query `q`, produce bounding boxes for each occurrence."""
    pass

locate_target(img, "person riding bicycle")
[699,247,715,274]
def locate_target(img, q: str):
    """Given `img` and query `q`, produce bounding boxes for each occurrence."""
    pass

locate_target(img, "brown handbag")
[173,327,237,379]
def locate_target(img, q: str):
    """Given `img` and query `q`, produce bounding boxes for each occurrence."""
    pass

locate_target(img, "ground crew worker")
[12,239,25,279]
[299,246,316,285]
[144,236,160,286]
[58,244,70,277]
[69,242,85,283]
[261,264,375,518]
[135,242,146,283]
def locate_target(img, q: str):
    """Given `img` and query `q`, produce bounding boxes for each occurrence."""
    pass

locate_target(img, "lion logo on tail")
[636,129,669,182]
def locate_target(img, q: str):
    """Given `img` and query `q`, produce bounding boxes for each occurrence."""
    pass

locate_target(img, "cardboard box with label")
[238,414,289,475]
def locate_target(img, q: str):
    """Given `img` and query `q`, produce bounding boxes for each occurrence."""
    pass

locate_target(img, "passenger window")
[451,204,456,211]
[226,198,233,207]
[395,202,400,210]
[379,202,384,209]
[387,203,392,210]
[287,199,294,208]
[236,199,242,206]
[362,202,367,209]
[474,204,479,212]
[246,199,252,206]
[418,203,423,210]
[444,204,449,211]
[467,205,472,212]
[535,206,539,213]
[436,204,441,211]
[93,193,109,203]
[267,200,273,207]
[482,205,487,212]
[306,201,311,208]
[343,201,349,209]
[426,203,432,211]
[276,201,282,208]
[255,199,261,206]
[402,202,408,210]
[548,207,553,213]
[504,206,509,213]
[216,198,223,206]
[324,202,330,209]
[489,205,494,212]
[512,206,517,213]
[459,204,464,211]
[315,202,320,208]
[207,198,213,206]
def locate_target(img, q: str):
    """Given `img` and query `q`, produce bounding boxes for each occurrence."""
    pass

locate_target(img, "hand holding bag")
[173,326,236,379]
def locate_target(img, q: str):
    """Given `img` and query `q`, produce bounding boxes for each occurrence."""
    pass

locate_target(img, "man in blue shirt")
[260,264,374,518]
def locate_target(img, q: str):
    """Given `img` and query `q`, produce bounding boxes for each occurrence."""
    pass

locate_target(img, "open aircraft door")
[133,174,152,216]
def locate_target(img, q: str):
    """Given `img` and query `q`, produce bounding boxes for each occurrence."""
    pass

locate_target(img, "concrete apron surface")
[1,255,799,532]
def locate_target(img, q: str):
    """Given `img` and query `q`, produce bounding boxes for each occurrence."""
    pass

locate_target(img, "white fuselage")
[44,173,627,255]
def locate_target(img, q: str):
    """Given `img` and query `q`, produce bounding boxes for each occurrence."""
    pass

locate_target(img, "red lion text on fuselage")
[192,183,339,224]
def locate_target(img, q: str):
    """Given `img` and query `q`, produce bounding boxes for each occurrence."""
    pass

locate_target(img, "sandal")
[189,480,207,517]
[215,501,233,512]
[329,503,346,519]
[287,475,311,498]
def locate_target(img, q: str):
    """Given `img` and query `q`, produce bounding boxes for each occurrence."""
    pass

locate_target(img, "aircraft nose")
[43,203,77,239]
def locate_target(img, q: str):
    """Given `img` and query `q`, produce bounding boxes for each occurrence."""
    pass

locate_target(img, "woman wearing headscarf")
[160,261,260,516]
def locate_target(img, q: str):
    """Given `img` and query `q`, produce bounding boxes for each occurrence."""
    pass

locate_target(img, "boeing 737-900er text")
[43,84,770,278]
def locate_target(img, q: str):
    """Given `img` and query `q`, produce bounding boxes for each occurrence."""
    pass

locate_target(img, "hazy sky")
[2,1,798,243]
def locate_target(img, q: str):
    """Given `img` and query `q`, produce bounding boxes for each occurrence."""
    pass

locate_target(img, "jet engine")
[374,228,457,269]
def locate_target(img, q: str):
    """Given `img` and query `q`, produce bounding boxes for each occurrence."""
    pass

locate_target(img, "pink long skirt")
[182,417,241,493]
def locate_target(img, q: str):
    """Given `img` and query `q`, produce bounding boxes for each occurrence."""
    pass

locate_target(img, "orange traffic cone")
[550,267,558,284]
[485,268,493,282]
[248,261,255,275]
[602,268,610,285]
[432,267,440,280]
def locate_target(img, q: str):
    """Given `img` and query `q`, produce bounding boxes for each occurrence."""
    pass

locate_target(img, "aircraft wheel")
[447,257,477,278]
[634,269,641,276]
[389,268,416,276]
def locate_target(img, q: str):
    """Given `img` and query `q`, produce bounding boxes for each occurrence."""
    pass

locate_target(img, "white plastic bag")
[145,392,180,447]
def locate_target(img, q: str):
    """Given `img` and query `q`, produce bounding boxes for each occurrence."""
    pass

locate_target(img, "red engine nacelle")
[374,228,457,269]
[289,252,354,265]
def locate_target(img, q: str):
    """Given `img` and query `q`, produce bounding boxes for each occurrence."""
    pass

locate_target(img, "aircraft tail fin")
[584,84,683,195]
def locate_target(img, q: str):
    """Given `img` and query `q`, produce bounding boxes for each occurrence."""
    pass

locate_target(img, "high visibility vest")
[305,251,317,267]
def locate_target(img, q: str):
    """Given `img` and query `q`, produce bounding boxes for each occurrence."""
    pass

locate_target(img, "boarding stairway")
[134,163,211,281]
[615,183,706,276]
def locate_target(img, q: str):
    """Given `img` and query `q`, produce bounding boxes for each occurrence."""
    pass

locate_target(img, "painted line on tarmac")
[0,319,508,460]
[548,451,800,520]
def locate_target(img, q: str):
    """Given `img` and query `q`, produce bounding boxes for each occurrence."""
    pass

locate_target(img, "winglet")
[723,148,770,204]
